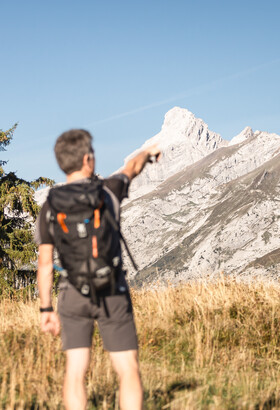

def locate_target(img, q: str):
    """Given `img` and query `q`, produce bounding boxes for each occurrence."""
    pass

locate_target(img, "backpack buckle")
[76,222,88,238]
[95,266,111,278]
[81,283,90,295]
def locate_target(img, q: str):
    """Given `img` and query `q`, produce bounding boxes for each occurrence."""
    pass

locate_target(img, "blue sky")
[1,0,280,183]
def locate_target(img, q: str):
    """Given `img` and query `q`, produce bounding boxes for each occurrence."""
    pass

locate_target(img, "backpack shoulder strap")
[102,205,139,272]
[47,177,103,214]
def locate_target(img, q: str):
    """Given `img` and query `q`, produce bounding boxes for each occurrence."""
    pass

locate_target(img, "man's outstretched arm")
[37,244,60,336]
[121,144,161,181]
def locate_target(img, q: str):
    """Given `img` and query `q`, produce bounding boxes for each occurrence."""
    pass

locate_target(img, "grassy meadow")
[1,277,280,409]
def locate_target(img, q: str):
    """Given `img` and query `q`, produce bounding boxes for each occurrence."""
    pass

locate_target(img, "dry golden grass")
[2,277,280,409]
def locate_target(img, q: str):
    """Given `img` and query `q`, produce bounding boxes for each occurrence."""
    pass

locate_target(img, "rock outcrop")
[124,107,227,200]
[120,110,280,283]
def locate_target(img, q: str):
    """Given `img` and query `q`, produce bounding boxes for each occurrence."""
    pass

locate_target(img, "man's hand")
[122,144,162,181]
[145,144,162,162]
[40,311,60,336]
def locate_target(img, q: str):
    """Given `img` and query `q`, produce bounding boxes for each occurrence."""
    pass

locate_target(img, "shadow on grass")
[255,393,280,410]
[144,379,199,409]
[86,379,199,409]
[87,391,116,410]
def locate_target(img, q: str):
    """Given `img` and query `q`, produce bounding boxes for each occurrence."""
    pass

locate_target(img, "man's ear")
[83,153,90,167]
[82,153,95,175]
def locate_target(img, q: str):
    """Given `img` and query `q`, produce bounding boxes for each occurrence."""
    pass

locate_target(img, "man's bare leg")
[110,350,143,410]
[63,347,90,410]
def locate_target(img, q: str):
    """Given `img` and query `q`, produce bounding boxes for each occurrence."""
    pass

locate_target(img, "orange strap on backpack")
[94,209,100,229]
[92,236,98,258]
[57,213,69,233]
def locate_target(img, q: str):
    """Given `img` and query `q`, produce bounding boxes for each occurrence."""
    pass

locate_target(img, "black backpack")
[47,177,137,303]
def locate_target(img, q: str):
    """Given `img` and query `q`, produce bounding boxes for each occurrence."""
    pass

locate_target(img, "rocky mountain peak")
[142,106,225,149]
[229,126,254,146]
[126,107,227,200]
[160,106,195,135]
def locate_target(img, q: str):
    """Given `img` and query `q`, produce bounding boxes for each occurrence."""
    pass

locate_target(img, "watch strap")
[40,306,54,313]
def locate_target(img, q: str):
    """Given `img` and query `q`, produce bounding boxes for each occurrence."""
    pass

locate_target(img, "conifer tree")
[0,124,54,293]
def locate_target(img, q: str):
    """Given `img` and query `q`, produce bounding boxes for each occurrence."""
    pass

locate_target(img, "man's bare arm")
[37,244,60,335]
[121,144,161,181]
[37,244,54,308]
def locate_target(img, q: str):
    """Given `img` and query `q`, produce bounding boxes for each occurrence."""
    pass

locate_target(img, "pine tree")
[0,124,54,294]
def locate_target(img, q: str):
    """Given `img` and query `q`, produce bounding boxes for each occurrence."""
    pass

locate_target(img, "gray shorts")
[57,282,138,352]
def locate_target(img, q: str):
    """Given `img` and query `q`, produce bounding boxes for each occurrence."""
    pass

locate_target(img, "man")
[35,129,161,410]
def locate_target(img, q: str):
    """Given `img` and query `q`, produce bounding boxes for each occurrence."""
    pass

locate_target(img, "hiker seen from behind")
[35,129,161,410]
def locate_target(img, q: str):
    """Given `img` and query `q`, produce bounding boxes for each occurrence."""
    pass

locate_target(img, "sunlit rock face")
[120,110,280,284]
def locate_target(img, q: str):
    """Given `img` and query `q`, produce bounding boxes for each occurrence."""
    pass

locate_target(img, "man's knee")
[65,347,90,382]
[110,350,140,378]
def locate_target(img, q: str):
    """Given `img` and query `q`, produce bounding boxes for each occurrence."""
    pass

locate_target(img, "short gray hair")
[54,129,93,174]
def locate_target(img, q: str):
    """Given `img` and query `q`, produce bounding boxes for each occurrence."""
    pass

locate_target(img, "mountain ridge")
[127,152,280,285]
[120,109,280,283]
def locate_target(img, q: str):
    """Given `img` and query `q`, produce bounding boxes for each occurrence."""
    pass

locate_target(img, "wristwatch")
[39,306,54,313]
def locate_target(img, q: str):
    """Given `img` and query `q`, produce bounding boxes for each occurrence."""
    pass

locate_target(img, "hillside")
[120,109,280,284]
